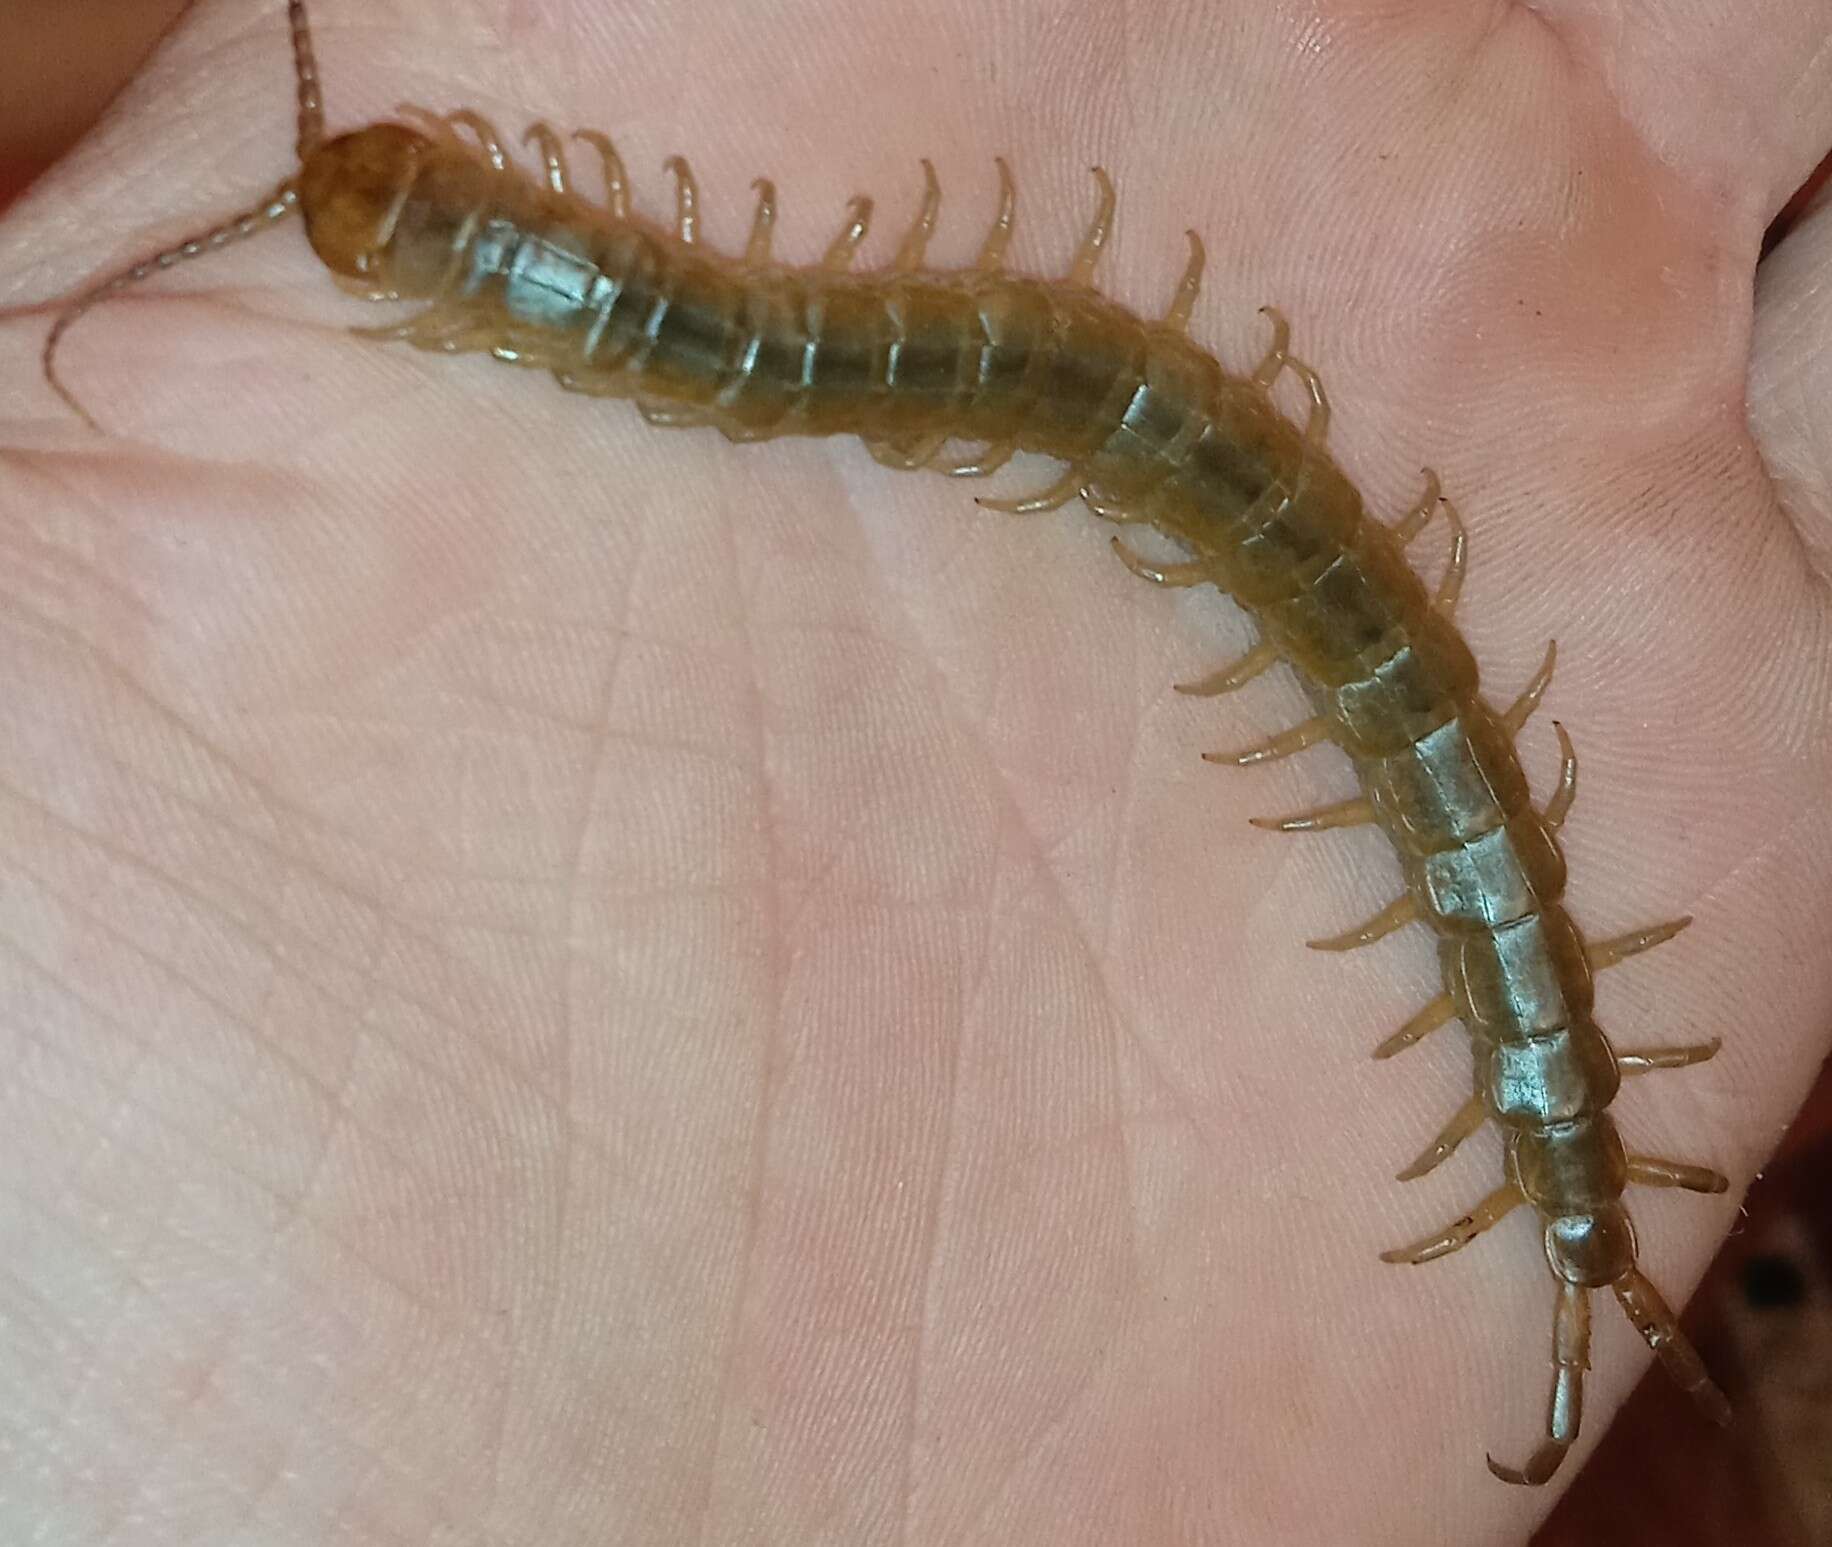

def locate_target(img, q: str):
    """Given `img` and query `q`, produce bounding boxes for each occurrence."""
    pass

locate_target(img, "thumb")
[1748,192,1832,585]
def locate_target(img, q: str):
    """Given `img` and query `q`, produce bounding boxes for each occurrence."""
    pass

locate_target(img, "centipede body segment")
[38,0,1734,1489]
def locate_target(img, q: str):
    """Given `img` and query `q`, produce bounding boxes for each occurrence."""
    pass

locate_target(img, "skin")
[2,0,1831,1541]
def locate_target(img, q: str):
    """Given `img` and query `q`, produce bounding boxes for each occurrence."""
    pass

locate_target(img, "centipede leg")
[975,157,1017,271]
[1392,467,1444,544]
[1360,468,1456,590]
[348,318,424,344]
[352,305,485,352]
[522,121,570,193]
[1626,1156,1729,1193]
[1162,231,1206,333]
[663,155,700,244]
[718,422,779,444]
[1203,715,1334,767]
[1543,722,1578,831]
[1249,796,1375,834]
[976,463,1088,514]
[1246,309,1331,444]
[1612,1268,1732,1425]
[900,433,950,467]
[572,130,630,218]
[1307,893,1419,952]
[1082,485,1147,523]
[1251,306,1290,390]
[635,400,713,428]
[1588,917,1692,970]
[1173,641,1280,697]
[1109,536,1214,587]
[866,432,948,471]
[1372,993,1456,1059]
[822,195,874,269]
[935,441,1016,477]
[445,108,509,171]
[1499,640,1557,735]
[1487,1280,1589,1486]
[1432,497,1468,611]
[745,178,778,262]
[1397,1093,1487,1181]
[892,159,942,270]
[1286,357,1332,446]
[1065,167,1116,287]
[554,368,618,397]
[1380,1182,1527,1264]
[393,102,455,142]
[1617,1038,1721,1075]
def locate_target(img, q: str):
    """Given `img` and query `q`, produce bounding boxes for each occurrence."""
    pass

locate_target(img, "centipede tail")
[39,0,1732,1488]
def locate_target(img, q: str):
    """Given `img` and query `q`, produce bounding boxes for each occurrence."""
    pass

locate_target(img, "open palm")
[4,1,1832,1542]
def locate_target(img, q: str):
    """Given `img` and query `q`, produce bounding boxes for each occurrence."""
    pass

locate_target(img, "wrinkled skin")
[3,1,1832,1542]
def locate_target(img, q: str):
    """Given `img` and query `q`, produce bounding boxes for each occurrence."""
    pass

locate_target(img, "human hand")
[3,1,1831,1542]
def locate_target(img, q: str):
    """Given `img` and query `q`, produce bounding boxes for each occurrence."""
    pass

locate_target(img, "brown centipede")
[33,0,1736,1490]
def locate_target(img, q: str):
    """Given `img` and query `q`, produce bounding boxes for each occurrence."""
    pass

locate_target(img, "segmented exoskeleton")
[40,0,1734,1487]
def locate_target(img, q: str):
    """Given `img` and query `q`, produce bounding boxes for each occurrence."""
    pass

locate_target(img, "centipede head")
[297,124,432,290]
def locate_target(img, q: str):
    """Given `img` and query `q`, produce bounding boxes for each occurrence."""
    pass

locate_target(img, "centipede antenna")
[288,0,326,159]
[43,181,301,432]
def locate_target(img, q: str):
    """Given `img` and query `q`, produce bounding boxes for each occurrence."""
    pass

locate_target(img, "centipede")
[33,0,1734,1490]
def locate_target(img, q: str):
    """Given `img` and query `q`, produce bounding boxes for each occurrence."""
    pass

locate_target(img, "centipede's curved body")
[42,0,1733,1488]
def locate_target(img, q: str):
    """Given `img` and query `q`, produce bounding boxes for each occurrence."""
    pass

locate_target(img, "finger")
[1749,196,1832,584]
[0,0,188,175]
[1523,0,1832,223]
